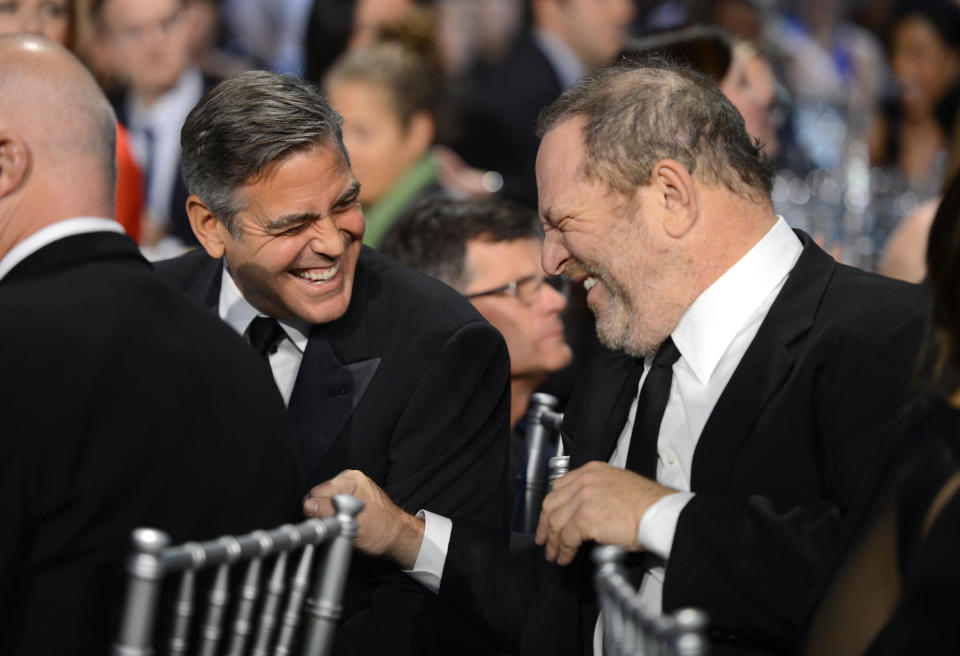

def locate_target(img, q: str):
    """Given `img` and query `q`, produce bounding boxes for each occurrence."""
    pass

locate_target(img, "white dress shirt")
[408,219,804,639]
[0,217,124,282]
[589,217,802,651]
[217,264,311,405]
[125,67,204,227]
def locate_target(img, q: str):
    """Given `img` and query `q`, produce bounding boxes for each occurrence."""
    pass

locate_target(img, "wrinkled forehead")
[464,236,543,284]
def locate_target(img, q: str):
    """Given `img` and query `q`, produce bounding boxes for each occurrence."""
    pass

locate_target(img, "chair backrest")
[592,546,710,656]
[514,392,565,533]
[112,494,364,656]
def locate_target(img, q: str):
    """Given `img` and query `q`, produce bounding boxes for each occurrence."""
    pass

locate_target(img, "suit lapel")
[287,327,380,484]
[566,352,644,468]
[691,232,835,492]
[289,250,381,483]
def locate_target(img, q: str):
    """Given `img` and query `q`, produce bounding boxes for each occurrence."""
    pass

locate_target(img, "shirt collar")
[533,26,587,90]
[0,217,124,282]
[671,217,803,384]
[218,263,311,353]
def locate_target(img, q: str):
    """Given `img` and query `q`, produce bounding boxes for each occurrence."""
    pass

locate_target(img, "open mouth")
[583,276,598,291]
[292,261,340,284]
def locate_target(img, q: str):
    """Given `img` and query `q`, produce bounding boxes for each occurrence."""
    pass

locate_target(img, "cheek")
[337,208,366,242]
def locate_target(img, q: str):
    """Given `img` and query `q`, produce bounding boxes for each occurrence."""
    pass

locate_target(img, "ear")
[0,131,30,201]
[186,194,227,258]
[649,159,698,239]
[405,111,435,156]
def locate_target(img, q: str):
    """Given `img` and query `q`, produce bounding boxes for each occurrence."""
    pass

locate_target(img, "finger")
[548,462,587,493]
[537,471,587,545]
[307,469,364,501]
[543,493,585,561]
[555,521,585,566]
[303,495,335,518]
[536,477,582,546]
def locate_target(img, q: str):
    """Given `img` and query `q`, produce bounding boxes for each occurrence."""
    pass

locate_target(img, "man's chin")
[294,298,351,325]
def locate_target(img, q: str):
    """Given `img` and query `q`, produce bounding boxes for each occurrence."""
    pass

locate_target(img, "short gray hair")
[537,59,773,203]
[180,70,346,237]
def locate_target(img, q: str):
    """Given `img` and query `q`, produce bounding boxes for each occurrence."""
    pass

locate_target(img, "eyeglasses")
[465,274,570,306]
[111,6,185,47]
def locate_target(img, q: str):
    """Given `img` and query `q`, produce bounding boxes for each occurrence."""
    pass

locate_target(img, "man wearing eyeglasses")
[92,0,215,251]
[383,196,573,493]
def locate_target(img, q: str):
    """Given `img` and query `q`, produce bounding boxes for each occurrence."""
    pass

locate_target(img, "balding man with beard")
[0,35,302,654]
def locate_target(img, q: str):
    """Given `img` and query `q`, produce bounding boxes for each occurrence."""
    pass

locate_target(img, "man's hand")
[303,470,425,570]
[535,461,675,565]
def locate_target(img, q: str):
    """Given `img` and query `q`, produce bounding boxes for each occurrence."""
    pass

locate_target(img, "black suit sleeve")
[664,308,930,649]
[382,320,512,528]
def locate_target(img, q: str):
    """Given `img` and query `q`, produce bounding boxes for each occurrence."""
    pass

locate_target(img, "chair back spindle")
[516,393,564,533]
[592,545,710,656]
[112,494,363,656]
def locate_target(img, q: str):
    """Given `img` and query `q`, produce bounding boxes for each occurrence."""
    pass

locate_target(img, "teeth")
[295,262,339,282]
[583,276,597,291]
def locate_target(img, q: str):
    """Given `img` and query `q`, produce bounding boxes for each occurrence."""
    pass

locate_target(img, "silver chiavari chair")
[593,546,710,656]
[515,393,565,533]
[112,494,364,656]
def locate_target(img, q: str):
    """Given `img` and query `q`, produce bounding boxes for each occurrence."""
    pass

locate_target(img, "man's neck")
[134,85,171,109]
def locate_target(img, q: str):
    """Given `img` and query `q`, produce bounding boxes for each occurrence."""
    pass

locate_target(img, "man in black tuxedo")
[305,61,930,655]
[0,36,303,654]
[156,71,510,654]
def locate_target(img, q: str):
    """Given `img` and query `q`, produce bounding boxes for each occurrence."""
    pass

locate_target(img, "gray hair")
[536,58,773,203]
[180,70,346,237]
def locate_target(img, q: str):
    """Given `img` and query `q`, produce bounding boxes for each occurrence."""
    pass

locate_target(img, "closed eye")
[265,213,321,236]
[333,181,361,212]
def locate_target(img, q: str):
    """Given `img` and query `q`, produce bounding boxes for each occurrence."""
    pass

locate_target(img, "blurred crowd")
[4,0,959,279]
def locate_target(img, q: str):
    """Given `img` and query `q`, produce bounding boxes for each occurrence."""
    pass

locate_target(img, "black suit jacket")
[156,245,512,654]
[0,231,304,655]
[439,232,930,656]
[448,33,563,209]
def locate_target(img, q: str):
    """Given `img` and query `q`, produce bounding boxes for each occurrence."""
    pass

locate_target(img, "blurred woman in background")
[324,9,445,248]
[869,0,960,197]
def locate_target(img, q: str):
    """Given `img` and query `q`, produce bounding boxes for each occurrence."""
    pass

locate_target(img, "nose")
[540,282,568,314]
[306,216,347,258]
[541,231,569,276]
[20,11,44,35]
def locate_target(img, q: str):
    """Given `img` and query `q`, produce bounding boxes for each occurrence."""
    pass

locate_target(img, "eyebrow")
[263,180,362,233]
[265,211,323,233]
[335,180,362,207]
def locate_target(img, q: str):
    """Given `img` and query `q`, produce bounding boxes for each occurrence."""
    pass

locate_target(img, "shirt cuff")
[401,509,452,595]
[637,492,695,559]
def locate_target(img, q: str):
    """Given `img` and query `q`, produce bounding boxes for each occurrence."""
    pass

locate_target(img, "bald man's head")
[0,35,117,227]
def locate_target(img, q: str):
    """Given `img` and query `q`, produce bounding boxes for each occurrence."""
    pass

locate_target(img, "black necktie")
[247,316,286,360]
[624,337,681,478]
